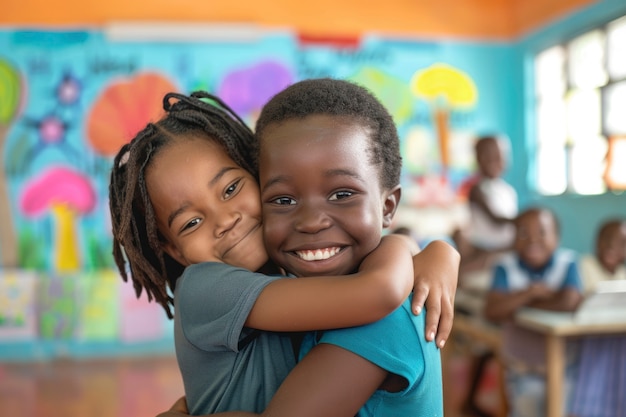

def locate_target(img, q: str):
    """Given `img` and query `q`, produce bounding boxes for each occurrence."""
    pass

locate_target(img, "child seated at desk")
[570,218,626,417]
[578,218,626,294]
[484,207,583,417]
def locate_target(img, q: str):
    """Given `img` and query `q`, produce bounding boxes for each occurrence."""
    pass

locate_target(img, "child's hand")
[156,396,189,417]
[527,282,554,301]
[411,240,460,348]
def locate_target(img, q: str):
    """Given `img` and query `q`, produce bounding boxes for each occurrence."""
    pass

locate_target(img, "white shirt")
[467,177,518,250]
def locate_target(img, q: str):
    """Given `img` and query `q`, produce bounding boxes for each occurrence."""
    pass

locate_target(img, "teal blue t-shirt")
[300,296,444,417]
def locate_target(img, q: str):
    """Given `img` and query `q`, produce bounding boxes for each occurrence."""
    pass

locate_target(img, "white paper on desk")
[575,280,626,324]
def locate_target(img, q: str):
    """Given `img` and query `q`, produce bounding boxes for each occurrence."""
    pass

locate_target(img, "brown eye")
[272,197,296,205]
[329,190,354,201]
[181,218,201,232]
[224,179,241,198]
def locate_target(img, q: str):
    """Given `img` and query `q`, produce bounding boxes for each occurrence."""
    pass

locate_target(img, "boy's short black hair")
[255,78,402,190]
[475,134,510,158]
[475,135,499,152]
[515,206,561,236]
[596,218,626,246]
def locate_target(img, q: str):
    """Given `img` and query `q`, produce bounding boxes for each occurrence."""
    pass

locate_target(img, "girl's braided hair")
[109,91,256,318]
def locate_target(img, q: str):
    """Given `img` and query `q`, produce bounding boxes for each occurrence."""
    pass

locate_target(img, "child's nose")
[294,204,331,233]
[214,211,241,237]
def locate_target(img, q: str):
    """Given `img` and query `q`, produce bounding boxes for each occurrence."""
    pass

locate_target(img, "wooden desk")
[515,308,626,417]
[453,312,502,353]
[453,288,502,351]
[451,288,507,417]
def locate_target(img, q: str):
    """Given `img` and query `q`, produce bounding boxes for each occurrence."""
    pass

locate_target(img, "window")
[534,15,626,195]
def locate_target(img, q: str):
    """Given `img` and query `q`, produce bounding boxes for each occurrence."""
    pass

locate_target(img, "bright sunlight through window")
[534,15,626,195]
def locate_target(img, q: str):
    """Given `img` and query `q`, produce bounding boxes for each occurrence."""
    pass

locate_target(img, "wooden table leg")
[545,334,564,417]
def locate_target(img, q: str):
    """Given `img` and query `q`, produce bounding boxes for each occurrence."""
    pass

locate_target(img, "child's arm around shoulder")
[246,233,414,332]
[410,240,460,347]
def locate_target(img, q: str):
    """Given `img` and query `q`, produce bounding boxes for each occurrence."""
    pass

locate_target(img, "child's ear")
[382,185,402,228]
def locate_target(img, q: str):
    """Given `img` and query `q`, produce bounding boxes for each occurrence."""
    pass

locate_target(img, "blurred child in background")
[570,218,626,417]
[454,134,518,281]
[484,207,583,417]
[578,218,626,294]
[452,135,519,415]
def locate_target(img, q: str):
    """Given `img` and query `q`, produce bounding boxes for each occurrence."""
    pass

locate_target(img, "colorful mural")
[411,63,478,174]
[0,28,510,357]
[20,166,96,272]
[87,72,178,156]
[0,31,497,271]
[217,60,295,125]
[0,58,25,268]
[0,270,38,339]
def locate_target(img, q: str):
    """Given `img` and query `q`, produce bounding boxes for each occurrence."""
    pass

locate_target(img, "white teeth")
[296,247,341,261]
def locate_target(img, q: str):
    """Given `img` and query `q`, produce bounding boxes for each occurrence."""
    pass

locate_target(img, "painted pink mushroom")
[20,167,96,272]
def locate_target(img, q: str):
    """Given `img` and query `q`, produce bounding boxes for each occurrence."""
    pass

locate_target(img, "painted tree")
[410,63,477,175]
[0,58,25,268]
[349,67,413,126]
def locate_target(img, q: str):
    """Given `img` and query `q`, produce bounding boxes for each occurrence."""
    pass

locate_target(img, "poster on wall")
[75,270,120,341]
[38,274,78,339]
[0,270,39,340]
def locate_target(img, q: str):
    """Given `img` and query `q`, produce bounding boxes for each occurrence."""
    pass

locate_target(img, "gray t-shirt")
[174,262,296,414]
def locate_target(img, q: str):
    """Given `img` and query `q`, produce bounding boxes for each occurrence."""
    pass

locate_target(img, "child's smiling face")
[476,137,505,179]
[146,135,268,271]
[597,222,626,272]
[514,210,559,269]
[259,114,399,277]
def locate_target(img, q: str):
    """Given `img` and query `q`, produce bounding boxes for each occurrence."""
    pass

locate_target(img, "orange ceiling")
[2,0,596,40]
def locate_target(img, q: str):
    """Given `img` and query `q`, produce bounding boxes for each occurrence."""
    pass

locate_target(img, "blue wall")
[0,31,518,272]
[0,29,517,359]
[508,0,626,254]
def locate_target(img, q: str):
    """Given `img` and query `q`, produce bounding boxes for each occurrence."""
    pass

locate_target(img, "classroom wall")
[0,25,517,360]
[510,0,626,255]
[1,0,624,360]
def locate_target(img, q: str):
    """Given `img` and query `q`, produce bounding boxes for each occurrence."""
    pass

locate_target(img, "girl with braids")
[186,78,450,417]
[110,90,458,416]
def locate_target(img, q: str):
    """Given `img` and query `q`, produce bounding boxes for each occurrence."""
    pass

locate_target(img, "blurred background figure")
[578,218,626,294]
[484,207,583,417]
[454,134,518,288]
[570,218,626,417]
